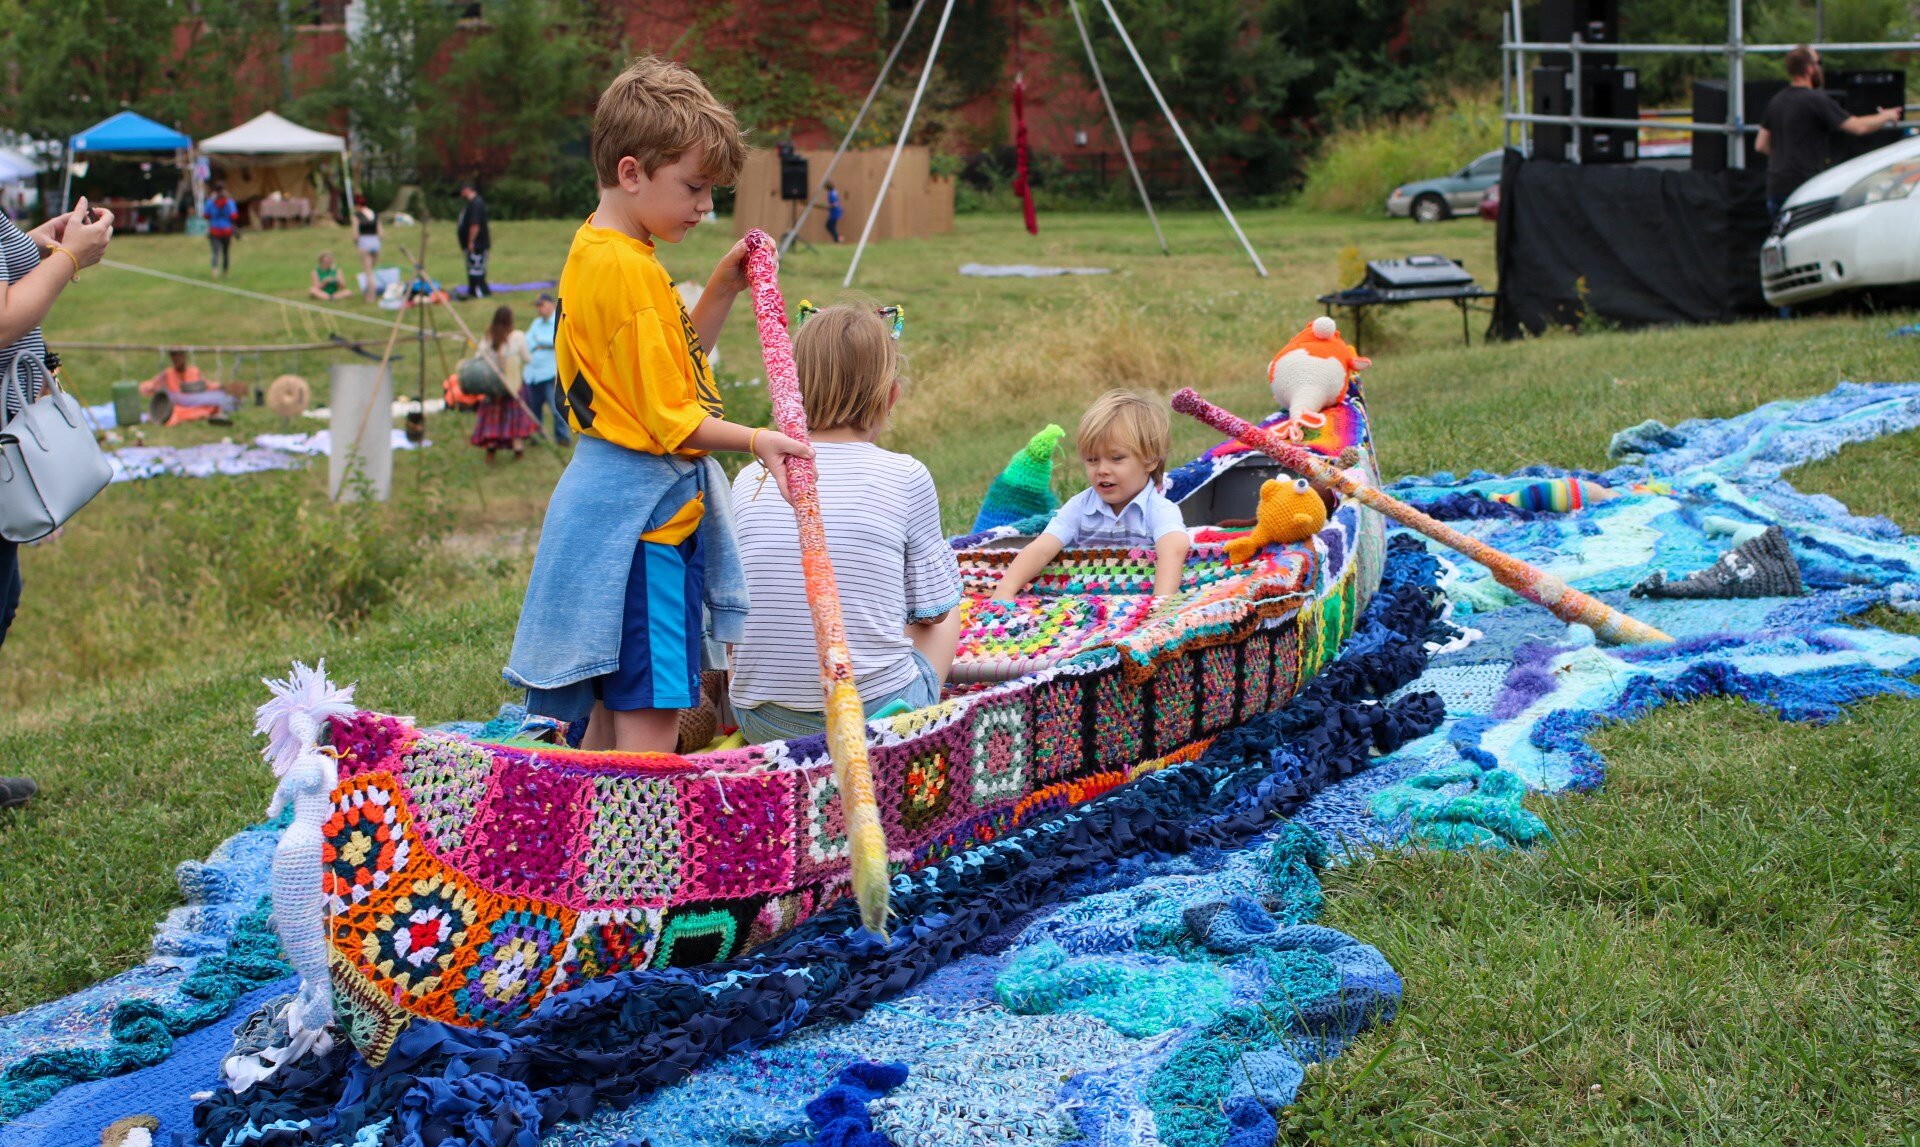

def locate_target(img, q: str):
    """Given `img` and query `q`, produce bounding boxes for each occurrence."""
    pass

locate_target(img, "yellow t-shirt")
[554,216,723,456]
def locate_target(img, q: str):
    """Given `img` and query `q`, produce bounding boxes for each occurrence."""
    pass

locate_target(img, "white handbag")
[0,352,112,542]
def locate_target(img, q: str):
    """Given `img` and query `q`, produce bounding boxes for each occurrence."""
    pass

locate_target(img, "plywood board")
[734,146,954,246]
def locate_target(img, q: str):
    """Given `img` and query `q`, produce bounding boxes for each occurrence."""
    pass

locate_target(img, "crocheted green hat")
[972,423,1064,532]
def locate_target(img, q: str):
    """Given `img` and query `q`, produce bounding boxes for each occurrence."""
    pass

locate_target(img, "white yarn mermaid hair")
[247,661,356,1078]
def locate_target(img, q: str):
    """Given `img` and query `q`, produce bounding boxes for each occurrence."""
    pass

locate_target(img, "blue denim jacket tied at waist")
[504,435,747,722]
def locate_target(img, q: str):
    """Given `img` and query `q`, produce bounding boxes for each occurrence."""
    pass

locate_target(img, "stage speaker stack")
[1827,69,1907,162]
[1691,79,1788,173]
[777,143,809,202]
[1539,0,1620,67]
[1533,66,1640,163]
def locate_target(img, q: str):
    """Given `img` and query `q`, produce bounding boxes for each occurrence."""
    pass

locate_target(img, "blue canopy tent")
[60,110,193,214]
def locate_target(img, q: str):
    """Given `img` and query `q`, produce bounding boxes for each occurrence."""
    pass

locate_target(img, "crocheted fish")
[1267,317,1369,422]
[1226,478,1328,564]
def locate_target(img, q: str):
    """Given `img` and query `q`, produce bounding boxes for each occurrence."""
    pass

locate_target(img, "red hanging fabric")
[1013,73,1038,235]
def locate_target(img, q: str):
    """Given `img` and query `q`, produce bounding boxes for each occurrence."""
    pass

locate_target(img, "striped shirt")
[0,214,46,413]
[730,441,963,709]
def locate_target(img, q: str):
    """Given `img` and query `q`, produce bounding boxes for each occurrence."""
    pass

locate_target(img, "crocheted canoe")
[305,396,1384,1064]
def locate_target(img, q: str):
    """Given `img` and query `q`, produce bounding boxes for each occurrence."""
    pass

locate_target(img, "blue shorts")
[736,650,940,744]
[595,530,704,711]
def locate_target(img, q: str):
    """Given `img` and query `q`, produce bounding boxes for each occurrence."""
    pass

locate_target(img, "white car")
[1762,134,1920,306]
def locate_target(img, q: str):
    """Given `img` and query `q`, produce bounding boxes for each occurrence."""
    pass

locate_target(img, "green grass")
[1292,699,1920,1144]
[3,208,1918,1141]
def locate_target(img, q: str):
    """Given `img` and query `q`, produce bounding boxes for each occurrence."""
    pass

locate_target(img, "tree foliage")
[0,0,291,143]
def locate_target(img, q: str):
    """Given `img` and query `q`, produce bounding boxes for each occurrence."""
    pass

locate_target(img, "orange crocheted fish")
[1267,317,1370,422]
[1226,477,1329,564]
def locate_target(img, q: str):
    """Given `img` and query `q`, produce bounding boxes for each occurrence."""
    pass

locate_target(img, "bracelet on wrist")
[748,426,763,456]
[48,246,79,282]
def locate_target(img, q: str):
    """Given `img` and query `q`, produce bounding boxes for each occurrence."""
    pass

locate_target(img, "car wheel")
[1412,193,1449,223]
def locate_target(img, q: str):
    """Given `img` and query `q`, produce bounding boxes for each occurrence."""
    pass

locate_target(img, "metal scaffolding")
[1502,0,1920,169]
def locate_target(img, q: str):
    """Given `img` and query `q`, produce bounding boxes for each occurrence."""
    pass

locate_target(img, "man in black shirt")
[456,180,492,298]
[1756,45,1903,215]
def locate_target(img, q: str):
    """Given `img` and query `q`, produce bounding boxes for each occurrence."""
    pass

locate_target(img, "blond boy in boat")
[505,56,810,753]
[992,390,1192,601]
[730,304,964,743]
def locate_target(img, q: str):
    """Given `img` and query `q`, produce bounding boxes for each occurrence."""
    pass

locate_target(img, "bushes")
[146,471,451,625]
[1297,91,1502,215]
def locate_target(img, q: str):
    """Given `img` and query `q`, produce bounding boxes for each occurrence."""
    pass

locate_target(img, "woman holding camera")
[0,194,114,809]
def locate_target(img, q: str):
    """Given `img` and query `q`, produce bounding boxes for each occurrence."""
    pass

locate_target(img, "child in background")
[308,251,344,300]
[824,181,843,243]
[203,183,238,278]
[470,304,536,463]
[505,56,810,753]
[991,390,1191,601]
[729,303,962,744]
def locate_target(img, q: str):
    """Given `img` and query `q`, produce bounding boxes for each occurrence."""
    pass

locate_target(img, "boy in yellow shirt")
[506,56,809,753]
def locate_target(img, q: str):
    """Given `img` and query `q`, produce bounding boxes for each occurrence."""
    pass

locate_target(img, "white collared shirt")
[1043,482,1187,550]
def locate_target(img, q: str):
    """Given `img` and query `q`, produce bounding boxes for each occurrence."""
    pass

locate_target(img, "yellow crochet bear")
[1225,477,1329,564]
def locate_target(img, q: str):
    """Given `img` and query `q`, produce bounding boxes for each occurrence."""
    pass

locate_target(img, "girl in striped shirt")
[729,304,962,743]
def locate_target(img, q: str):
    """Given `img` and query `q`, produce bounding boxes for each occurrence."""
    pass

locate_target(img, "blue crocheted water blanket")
[8,382,1920,1147]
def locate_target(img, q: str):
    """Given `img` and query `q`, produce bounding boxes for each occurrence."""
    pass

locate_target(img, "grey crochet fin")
[1632,525,1802,599]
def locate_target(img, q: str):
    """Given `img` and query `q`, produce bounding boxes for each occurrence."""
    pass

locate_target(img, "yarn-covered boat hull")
[314,401,1384,1063]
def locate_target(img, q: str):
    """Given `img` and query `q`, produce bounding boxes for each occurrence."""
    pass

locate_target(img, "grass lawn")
[2,207,1916,1140]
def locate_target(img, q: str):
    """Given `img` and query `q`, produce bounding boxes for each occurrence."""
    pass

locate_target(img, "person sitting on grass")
[469,304,537,463]
[308,251,345,300]
[729,303,962,743]
[991,389,1191,602]
[140,348,237,422]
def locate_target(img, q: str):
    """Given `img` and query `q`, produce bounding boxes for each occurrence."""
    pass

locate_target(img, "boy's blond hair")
[793,304,903,433]
[1077,390,1172,483]
[592,56,747,187]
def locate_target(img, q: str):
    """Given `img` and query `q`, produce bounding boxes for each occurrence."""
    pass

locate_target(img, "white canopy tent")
[198,111,353,220]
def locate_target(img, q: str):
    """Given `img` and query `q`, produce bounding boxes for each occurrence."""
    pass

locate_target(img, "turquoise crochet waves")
[995,942,1230,1036]
[1371,761,1549,849]
[0,897,290,1120]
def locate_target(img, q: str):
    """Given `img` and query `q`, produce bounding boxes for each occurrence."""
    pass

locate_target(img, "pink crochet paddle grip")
[1170,388,1671,646]
[741,230,891,935]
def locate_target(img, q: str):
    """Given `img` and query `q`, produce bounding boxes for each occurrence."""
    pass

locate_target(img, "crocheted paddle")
[1171,388,1674,645]
[741,229,891,936]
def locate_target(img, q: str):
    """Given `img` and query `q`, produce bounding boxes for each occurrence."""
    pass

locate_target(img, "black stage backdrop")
[1493,148,1774,337]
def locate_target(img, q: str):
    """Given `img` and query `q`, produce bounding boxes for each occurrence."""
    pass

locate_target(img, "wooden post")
[742,229,892,935]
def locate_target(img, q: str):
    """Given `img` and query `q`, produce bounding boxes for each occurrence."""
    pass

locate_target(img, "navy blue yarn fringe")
[777,1061,907,1147]
[1403,492,1551,522]
[193,537,1449,1147]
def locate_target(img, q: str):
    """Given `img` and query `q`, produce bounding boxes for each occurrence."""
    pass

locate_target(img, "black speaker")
[1691,78,1788,172]
[1827,69,1907,162]
[777,144,809,202]
[1827,69,1905,115]
[1539,0,1619,67]
[1532,67,1639,163]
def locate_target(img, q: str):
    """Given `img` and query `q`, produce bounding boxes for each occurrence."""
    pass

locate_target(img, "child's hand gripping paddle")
[1171,388,1672,646]
[741,229,891,936]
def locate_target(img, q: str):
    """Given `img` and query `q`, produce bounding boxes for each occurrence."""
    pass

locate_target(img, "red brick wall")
[257,0,1149,165]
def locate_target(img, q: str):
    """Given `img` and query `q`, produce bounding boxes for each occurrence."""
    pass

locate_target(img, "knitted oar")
[1171,388,1673,645]
[741,229,891,936]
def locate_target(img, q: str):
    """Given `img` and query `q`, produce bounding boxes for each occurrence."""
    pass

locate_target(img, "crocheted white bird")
[1267,316,1369,422]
